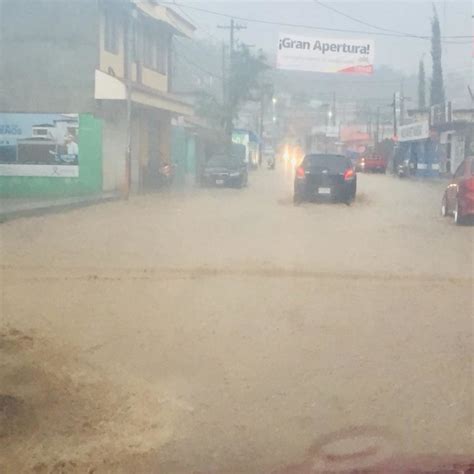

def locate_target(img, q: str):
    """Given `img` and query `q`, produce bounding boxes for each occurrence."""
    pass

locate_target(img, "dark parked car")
[294,154,357,204]
[441,156,474,225]
[202,151,248,188]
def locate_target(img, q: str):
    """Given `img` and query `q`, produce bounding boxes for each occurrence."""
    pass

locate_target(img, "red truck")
[356,154,387,173]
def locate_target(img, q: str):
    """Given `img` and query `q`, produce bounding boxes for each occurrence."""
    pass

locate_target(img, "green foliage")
[430,7,445,106]
[195,91,226,128]
[418,59,426,109]
[226,46,269,134]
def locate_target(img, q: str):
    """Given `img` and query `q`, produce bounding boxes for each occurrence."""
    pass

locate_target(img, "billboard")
[398,121,430,142]
[277,34,374,75]
[0,113,79,177]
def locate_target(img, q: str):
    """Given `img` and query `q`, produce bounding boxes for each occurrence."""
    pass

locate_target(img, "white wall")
[102,106,127,193]
[451,134,466,173]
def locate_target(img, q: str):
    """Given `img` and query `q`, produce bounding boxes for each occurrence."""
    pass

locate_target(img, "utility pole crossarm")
[217,19,247,53]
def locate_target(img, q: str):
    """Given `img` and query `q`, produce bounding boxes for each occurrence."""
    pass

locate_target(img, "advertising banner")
[398,121,430,142]
[277,34,374,75]
[0,113,79,177]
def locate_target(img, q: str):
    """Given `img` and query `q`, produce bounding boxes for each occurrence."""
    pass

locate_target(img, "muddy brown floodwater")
[1,169,473,473]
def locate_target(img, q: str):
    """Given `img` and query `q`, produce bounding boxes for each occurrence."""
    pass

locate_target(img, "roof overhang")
[132,85,194,116]
[132,1,195,38]
[95,70,194,116]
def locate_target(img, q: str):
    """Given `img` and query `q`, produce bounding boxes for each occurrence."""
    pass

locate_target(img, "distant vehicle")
[263,146,276,170]
[357,154,387,173]
[397,158,413,178]
[202,150,248,188]
[294,154,357,204]
[158,162,176,187]
[441,156,474,225]
[232,129,260,169]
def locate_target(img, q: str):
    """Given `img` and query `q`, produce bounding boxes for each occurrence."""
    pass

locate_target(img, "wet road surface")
[1,168,473,473]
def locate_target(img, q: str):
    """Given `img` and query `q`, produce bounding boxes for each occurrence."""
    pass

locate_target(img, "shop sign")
[398,121,430,142]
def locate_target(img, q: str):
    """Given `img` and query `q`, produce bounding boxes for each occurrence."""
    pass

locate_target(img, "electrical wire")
[159,1,473,41]
[313,0,427,39]
[170,0,220,43]
[312,0,471,42]
[174,45,223,80]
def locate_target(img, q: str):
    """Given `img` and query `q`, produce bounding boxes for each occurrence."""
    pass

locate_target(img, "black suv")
[294,154,357,204]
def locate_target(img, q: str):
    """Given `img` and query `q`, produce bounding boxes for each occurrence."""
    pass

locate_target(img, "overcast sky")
[172,1,472,77]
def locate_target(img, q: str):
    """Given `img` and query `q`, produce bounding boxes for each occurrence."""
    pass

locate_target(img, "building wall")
[0,0,99,113]
[451,135,466,173]
[99,13,125,79]
[0,114,103,197]
[100,103,127,193]
[131,112,145,192]
[140,68,168,93]
[98,6,170,94]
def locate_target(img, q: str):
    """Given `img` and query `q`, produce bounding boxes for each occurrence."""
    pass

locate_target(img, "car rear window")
[303,155,351,172]
[207,155,227,166]
[207,154,242,167]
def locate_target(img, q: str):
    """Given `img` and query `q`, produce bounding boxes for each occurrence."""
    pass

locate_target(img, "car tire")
[294,193,303,205]
[454,201,465,225]
[441,195,448,217]
[344,192,356,206]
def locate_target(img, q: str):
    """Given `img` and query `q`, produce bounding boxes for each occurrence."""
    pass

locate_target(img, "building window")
[143,27,167,74]
[104,11,119,54]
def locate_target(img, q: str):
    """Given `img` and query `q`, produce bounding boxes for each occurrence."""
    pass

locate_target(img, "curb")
[0,194,121,223]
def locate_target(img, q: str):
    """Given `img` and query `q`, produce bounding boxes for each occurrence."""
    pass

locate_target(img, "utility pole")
[468,85,473,102]
[392,92,398,139]
[217,19,247,141]
[124,5,135,199]
[375,106,380,146]
[221,42,227,106]
[219,18,247,57]
[258,85,266,157]
[331,91,337,127]
[400,79,405,127]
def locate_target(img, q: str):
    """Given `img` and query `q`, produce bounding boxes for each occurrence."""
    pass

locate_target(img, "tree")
[226,46,269,137]
[194,92,226,129]
[430,7,445,106]
[418,58,426,109]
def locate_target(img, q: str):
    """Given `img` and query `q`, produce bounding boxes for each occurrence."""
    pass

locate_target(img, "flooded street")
[1,169,473,473]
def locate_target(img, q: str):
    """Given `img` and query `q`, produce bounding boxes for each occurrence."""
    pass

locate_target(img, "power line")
[312,0,471,42]
[160,1,473,41]
[174,43,223,80]
[313,0,426,39]
[170,0,220,43]
[175,54,222,81]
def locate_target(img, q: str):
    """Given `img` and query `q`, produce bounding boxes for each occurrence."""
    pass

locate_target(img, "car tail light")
[296,166,305,178]
[460,177,474,193]
[344,168,355,180]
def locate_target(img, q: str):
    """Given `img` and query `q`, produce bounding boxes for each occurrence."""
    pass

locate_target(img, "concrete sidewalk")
[0,193,120,222]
